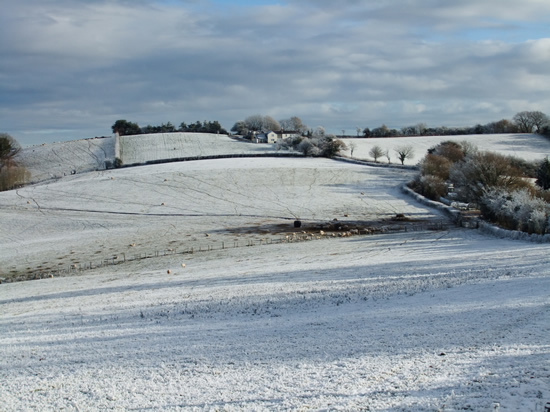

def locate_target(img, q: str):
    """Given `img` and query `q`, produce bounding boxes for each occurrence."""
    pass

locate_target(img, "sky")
[1,0,550,146]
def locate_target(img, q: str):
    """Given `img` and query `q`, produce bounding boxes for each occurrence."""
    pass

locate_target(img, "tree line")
[112,119,228,136]
[361,111,549,138]
[112,111,549,140]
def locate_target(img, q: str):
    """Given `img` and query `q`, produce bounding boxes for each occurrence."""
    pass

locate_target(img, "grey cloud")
[1,0,550,145]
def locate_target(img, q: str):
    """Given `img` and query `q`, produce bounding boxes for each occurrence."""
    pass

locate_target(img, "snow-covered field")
[1,135,550,411]
[342,133,550,165]
[119,133,286,165]
[17,136,115,183]
[0,158,431,279]
[1,230,549,411]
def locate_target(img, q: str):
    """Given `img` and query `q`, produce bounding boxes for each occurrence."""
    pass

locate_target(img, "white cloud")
[1,0,550,144]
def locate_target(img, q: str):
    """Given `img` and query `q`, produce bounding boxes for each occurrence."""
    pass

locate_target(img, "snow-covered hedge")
[477,220,550,242]
[404,183,550,243]
[401,184,461,223]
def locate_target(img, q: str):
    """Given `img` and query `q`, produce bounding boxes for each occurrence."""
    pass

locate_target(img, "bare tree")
[529,111,549,132]
[513,111,549,133]
[279,116,307,134]
[395,145,415,165]
[369,145,384,162]
[312,126,326,139]
[263,115,281,132]
[244,114,264,132]
[349,141,357,157]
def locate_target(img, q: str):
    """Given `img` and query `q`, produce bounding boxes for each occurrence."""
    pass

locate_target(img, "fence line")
[10,220,451,282]
[121,152,304,169]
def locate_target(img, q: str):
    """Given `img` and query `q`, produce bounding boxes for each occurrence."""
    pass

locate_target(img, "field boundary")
[333,156,419,170]
[4,220,452,283]
[120,152,304,168]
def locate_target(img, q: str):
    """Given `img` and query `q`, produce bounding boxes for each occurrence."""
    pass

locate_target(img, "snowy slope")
[119,133,287,165]
[0,158,431,280]
[342,133,550,165]
[1,230,549,411]
[16,136,115,183]
[1,137,550,411]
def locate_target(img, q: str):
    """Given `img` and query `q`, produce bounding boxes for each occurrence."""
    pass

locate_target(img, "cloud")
[1,0,550,145]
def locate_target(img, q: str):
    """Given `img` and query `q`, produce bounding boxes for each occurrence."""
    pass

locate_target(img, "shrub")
[320,137,347,158]
[0,165,30,191]
[291,135,346,158]
[429,141,465,163]
[536,157,550,190]
[480,188,549,234]
[449,151,528,202]
[420,154,452,181]
[410,174,448,201]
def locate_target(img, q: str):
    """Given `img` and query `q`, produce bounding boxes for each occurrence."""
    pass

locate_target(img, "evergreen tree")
[536,157,550,190]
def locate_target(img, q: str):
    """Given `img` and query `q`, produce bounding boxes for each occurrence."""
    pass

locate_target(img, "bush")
[320,138,347,158]
[0,165,30,191]
[413,139,550,235]
[410,174,448,201]
[420,154,452,181]
[428,141,465,163]
[536,157,550,190]
[449,151,528,202]
[291,135,346,158]
[480,188,549,234]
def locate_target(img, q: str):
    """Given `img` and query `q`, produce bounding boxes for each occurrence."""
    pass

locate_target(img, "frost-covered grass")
[342,133,550,165]
[119,133,286,165]
[16,136,115,183]
[1,230,549,411]
[1,136,550,410]
[0,158,431,279]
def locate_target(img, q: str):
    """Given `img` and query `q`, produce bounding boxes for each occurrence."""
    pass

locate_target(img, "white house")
[253,130,299,144]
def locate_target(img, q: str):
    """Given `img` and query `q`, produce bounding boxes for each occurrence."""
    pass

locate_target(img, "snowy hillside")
[119,133,287,165]
[16,136,115,183]
[15,133,296,185]
[342,133,550,165]
[1,136,550,410]
[0,158,429,280]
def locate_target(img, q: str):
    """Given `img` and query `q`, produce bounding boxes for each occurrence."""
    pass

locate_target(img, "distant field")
[17,136,115,183]
[341,133,550,164]
[119,132,286,165]
[14,133,550,186]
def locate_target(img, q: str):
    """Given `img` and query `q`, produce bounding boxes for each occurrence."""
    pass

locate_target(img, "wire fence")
[7,220,452,283]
